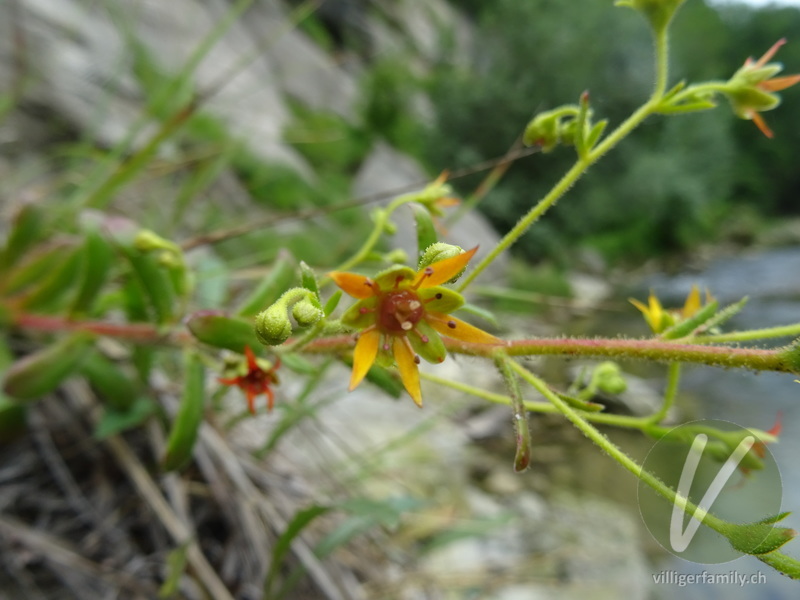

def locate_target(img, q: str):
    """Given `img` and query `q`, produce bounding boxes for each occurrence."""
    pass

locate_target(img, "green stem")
[493,352,532,471]
[647,362,680,424]
[444,337,799,374]
[508,361,729,532]
[457,24,672,292]
[420,372,656,429]
[699,323,800,344]
[321,195,414,285]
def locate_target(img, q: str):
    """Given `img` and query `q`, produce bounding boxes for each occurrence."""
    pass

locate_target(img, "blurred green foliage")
[425,0,800,263]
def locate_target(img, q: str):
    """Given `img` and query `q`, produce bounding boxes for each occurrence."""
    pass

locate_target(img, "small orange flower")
[752,412,782,461]
[727,39,800,138]
[329,247,500,406]
[629,285,713,334]
[218,346,280,415]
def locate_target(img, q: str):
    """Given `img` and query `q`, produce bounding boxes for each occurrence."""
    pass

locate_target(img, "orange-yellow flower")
[329,247,500,406]
[629,285,713,334]
[218,346,280,415]
[726,39,800,138]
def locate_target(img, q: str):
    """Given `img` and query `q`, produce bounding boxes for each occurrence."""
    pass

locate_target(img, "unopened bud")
[419,243,466,283]
[292,297,324,327]
[255,305,292,346]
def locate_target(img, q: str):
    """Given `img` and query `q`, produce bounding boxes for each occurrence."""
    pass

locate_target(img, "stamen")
[394,275,406,289]
[412,267,434,290]
[414,355,421,365]
[365,278,381,295]
[359,307,376,314]
[412,327,429,343]
[447,320,457,329]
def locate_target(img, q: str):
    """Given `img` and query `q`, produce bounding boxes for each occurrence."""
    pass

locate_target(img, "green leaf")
[723,521,797,555]
[662,300,719,340]
[700,297,748,333]
[80,351,140,411]
[120,246,177,325]
[299,261,319,298]
[18,247,84,312]
[0,203,45,275]
[323,290,342,317]
[2,333,94,401]
[162,352,205,471]
[186,311,261,353]
[70,229,114,317]
[159,543,190,599]
[93,396,158,439]
[412,204,438,260]
[759,511,792,525]
[360,362,404,398]
[2,241,74,296]
[264,505,331,599]
[279,353,318,375]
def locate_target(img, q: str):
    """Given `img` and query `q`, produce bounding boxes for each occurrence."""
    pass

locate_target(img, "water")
[638,248,800,599]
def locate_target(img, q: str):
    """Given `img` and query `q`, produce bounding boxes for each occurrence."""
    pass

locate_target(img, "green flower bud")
[385,249,409,264]
[255,304,292,346]
[134,229,179,253]
[593,361,627,395]
[523,106,578,151]
[292,297,324,327]
[615,0,687,33]
[418,243,466,283]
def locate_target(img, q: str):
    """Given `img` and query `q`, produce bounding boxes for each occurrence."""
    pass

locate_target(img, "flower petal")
[408,320,447,364]
[754,38,786,69]
[682,285,701,318]
[350,328,380,391]
[426,312,501,345]
[373,266,416,291]
[328,271,376,299]
[760,74,800,92]
[393,336,422,407]
[418,286,465,313]
[244,345,259,370]
[750,110,774,138]
[415,246,478,288]
[341,297,378,329]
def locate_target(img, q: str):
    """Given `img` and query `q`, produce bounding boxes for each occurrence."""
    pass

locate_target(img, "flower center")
[377,290,424,334]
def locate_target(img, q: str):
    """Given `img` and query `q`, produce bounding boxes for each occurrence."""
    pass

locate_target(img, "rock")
[0,0,363,175]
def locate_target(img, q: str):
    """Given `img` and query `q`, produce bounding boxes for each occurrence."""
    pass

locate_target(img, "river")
[635,247,800,599]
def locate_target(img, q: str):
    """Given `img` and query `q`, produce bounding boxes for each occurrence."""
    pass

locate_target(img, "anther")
[401,321,413,331]
[408,300,421,310]
[447,320,456,329]
[414,355,421,365]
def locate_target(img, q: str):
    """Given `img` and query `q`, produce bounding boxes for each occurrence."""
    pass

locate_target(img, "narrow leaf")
[2,333,94,401]
[162,352,205,471]
[186,311,261,353]
[412,204,438,259]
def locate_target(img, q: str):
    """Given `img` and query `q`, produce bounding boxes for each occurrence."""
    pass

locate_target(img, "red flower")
[218,346,280,415]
